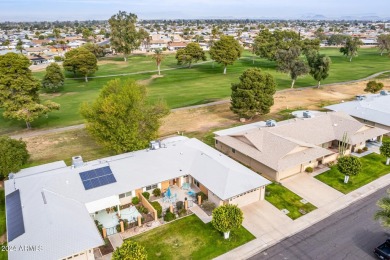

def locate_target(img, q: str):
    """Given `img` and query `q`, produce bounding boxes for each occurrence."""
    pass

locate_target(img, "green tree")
[209,35,242,74]
[306,50,332,88]
[340,36,363,62]
[16,39,24,53]
[377,34,390,56]
[231,68,276,119]
[82,28,92,41]
[42,63,65,92]
[253,29,301,61]
[175,42,206,68]
[152,49,165,75]
[0,53,60,128]
[82,42,106,58]
[80,79,169,154]
[211,204,243,239]
[53,28,61,39]
[374,189,390,228]
[314,27,327,41]
[2,39,10,49]
[364,80,384,93]
[112,240,147,260]
[380,141,390,166]
[108,11,141,62]
[63,47,98,82]
[337,156,362,184]
[327,34,347,46]
[275,46,309,88]
[0,136,29,179]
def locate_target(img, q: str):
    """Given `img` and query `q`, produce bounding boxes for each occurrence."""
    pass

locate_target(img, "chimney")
[72,156,84,168]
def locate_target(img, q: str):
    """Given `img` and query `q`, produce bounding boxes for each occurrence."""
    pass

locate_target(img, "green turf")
[315,153,390,194]
[1,47,389,134]
[130,214,254,260]
[265,183,317,219]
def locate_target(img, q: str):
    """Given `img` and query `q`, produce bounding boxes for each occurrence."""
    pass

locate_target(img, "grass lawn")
[315,153,390,194]
[130,214,254,260]
[1,47,389,134]
[265,183,317,220]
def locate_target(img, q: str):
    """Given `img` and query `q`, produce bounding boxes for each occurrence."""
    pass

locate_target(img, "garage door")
[278,164,302,180]
[229,189,261,207]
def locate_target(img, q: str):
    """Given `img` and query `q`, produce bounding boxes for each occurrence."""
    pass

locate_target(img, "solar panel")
[79,166,116,190]
[6,190,25,241]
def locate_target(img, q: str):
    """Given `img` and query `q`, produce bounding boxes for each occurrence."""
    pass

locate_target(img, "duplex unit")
[5,137,270,260]
[325,91,390,134]
[214,112,388,182]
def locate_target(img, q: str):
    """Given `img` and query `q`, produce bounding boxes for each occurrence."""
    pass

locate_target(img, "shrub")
[152,188,161,197]
[132,196,140,205]
[357,148,363,154]
[151,201,162,218]
[176,201,184,210]
[142,192,150,200]
[116,224,121,233]
[196,191,208,201]
[363,146,368,151]
[164,209,176,222]
[123,219,129,229]
[178,208,187,217]
[202,201,216,212]
[136,205,149,214]
[54,56,63,62]
[305,167,313,173]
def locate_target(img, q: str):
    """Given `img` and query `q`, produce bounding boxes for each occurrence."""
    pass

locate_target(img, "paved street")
[250,186,390,260]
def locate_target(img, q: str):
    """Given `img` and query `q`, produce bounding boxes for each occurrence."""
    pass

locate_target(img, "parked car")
[374,239,390,259]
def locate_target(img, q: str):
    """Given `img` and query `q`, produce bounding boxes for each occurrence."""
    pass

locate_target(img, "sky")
[0,0,389,21]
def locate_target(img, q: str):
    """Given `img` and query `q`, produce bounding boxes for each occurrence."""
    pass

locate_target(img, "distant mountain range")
[300,13,390,21]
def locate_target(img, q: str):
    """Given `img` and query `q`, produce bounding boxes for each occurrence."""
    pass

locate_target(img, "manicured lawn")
[1,48,389,134]
[130,214,254,260]
[265,183,317,220]
[315,153,390,194]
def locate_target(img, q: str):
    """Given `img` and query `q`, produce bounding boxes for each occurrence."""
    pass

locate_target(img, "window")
[119,191,133,199]
[215,140,219,144]
[146,184,158,191]
[194,179,200,187]
[232,148,236,153]
[125,191,132,197]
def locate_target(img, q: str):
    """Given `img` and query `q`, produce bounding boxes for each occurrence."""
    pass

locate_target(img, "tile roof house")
[5,137,269,260]
[214,112,388,181]
[325,92,390,134]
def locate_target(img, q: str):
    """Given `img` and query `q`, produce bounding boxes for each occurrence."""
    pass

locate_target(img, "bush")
[54,56,63,62]
[357,149,363,154]
[164,209,176,222]
[196,191,208,201]
[123,219,129,229]
[142,192,150,200]
[152,188,161,197]
[178,208,187,217]
[176,201,184,210]
[202,201,216,212]
[363,147,368,151]
[151,201,162,218]
[132,196,140,205]
[116,224,121,233]
[305,167,313,173]
[136,205,149,214]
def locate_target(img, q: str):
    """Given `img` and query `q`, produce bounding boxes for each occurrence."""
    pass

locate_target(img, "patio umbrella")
[166,187,171,198]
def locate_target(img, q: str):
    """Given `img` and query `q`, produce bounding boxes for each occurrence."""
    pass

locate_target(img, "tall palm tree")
[374,189,390,228]
[152,49,164,75]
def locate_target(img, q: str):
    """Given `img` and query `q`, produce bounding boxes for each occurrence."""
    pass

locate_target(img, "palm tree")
[152,49,164,75]
[374,189,390,228]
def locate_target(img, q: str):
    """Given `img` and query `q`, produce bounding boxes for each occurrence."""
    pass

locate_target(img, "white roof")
[325,94,390,127]
[5,138,269,260]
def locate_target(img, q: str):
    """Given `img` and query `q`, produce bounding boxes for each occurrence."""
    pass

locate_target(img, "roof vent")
[356,95,366,101]
[72,156,84,168]
[8,173,14,180]
[149,140,161,150]
[380,90,388,96]
[303,111,314,118]
[266,119,277,127]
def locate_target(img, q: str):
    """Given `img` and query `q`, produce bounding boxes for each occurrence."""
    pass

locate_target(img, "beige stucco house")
[214,112,388,182]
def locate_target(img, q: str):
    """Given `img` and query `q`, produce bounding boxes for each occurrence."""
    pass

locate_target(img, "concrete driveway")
[241,201,293,242]
[281,174,344,207]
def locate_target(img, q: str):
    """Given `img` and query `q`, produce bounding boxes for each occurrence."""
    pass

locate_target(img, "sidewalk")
[215,172,390,260]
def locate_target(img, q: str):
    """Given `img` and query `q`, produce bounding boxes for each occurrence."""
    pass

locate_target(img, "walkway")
[108,233,123,250]
[190,204,212,223]
[281,174,344,208]
[215,171,390,260]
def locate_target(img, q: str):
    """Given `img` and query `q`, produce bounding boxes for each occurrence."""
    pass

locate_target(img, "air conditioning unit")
[149,140,161,150]
[380,90,388,96]
[303,111,314,118]
[356,95,366,101]
[266,120,277,127]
